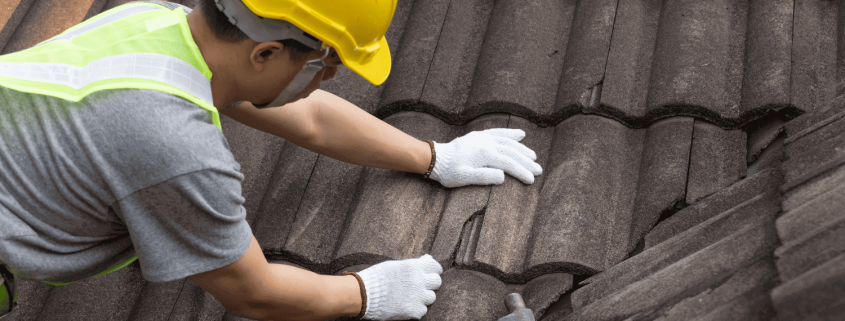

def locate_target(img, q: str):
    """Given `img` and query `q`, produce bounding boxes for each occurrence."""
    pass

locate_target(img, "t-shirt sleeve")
[112,168,253,282]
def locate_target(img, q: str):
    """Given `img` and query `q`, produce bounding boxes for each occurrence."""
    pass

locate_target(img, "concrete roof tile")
[0,0,35,52]
[416,0,495,123]
[771,252,845,321]
[790,0,845,116]
[555,0,618,121]
[220,114,288,225]
[127,279,187,321]
[467,117,555,281]
[569,220,778,321]
[645,168,781,248]
[777,182,845,243]
[628,116,694,253]
[775,214,845,281]
[650,258,778,321]
[463,0,574,124]
[685,121,747,204]
[2,278,53,320]
[527,115,644,275]
[250,142,319,259]
[521,273,573,319]
[574,191,779,310]
[740,0,794,117]
[270,156,364,272]
[377,0,450,112]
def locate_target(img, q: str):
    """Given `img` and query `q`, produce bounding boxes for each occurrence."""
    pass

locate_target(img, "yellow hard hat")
[214,0,396,85]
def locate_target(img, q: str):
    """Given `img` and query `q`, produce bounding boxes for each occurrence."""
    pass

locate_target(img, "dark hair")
[197,0,316,60]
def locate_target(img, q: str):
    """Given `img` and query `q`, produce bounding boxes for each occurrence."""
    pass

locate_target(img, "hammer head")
[497,293,535,321]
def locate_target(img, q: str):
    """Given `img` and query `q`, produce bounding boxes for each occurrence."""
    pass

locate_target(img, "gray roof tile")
[250,142,319,261]
[648,258,778,321]
[685,121,747,203]
[628,116,694,253]
[645,168,781,248]
[777,182,845,243]
[790,0,845,116]
[569,220,778,321]
[573,191,779,310]
[771,252,845,321]
[775,214,845,281]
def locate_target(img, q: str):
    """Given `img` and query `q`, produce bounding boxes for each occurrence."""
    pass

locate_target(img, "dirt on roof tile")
[685,121,747,203]
[775,214,845,281]
[777,181,845,243]
[570,219,778,321]
[628,116,694,253]
[574,191,779,310]
[771,252,845,321]
[378,0,450,112]
[645,168,781,248]
[791,0,845,116]
[650,258,778,321]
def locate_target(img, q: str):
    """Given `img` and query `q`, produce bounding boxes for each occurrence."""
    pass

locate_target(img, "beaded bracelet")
[423,140,436,179]
[343,271,367,319]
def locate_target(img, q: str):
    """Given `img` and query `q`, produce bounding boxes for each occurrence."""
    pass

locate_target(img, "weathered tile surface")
[685,121,747,203]
[574,192,779,310]
[771,252,845,321]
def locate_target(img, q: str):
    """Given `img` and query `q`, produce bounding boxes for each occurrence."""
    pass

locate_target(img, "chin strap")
[260,47,331,108]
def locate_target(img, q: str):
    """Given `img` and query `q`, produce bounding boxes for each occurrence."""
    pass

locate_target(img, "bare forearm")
[220,90,431,174]
[244,264,361,320]
[305,90,430,174]
[191,237,361,321]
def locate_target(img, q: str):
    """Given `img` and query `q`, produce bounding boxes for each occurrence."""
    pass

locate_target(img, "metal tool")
[497,293,535,321]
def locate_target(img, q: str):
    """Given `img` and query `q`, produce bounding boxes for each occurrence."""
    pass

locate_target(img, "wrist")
[323,274,364,317]
[414,140,433,175]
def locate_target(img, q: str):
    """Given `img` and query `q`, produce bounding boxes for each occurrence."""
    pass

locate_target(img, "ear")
[249,41,285,72]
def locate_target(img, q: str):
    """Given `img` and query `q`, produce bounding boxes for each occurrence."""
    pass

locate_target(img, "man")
[0,0,542,320]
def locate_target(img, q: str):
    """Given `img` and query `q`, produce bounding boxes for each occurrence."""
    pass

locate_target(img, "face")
[251,45,341,108]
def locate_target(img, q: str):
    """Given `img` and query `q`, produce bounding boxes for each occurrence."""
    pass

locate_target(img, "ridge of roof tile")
[644,168,781,248]
[685,121,747,203]
[770,252,845,321]
[640,258,779,321]
[566,220,779,321]
[573,191,780,310]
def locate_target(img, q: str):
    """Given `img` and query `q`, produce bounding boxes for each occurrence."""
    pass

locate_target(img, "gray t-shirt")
[0,86,252,283]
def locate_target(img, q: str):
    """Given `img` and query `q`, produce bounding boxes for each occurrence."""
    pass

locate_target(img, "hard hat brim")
[340,36,391,86]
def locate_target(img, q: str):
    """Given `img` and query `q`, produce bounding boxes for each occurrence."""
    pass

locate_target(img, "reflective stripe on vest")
[0,2,221,130]
[0,53,214,105]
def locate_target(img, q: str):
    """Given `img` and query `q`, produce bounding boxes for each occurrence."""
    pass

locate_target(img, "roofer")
[0,0,542,319]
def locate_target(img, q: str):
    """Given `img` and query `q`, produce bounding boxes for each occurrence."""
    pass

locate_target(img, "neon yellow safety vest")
[0,2,221,285]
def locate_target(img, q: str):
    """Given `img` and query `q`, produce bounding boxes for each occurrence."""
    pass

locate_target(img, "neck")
[186,8,248,110]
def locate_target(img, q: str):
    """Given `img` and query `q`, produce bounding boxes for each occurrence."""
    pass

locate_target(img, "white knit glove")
[357,254,443,320]
[429,128,543,188]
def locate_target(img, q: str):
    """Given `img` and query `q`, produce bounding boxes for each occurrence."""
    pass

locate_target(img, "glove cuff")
[358,267,387,320]
[429,142,454,183]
